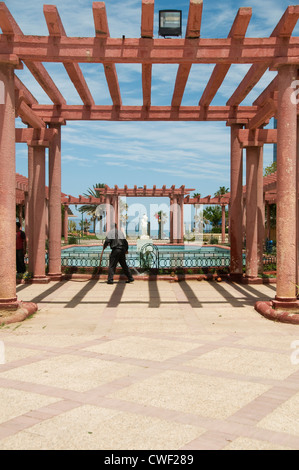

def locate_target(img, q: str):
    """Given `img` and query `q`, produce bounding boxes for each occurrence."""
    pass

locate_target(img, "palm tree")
[78,183,105,232]
[214,186,229,197]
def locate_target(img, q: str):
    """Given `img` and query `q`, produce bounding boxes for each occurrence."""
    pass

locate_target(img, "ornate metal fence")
[38,248,277,272]
[60,247,239,270]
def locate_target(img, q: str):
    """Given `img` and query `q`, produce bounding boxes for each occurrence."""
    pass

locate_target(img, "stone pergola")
[95,184,194,243]
[1,0,299,314]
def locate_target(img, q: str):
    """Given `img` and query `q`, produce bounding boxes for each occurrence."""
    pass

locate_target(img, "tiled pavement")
[0,278,299,450]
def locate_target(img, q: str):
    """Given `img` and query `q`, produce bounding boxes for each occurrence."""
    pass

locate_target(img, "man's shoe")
[107,281,114,284]
[126,279,134,283]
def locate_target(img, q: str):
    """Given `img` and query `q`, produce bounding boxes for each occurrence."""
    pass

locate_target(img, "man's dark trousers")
[108,248,133,283]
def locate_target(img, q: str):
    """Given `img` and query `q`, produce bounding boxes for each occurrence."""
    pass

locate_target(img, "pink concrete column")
[32,145,47,281]
[48,123,62,279]
[275,65,298,305]
[0,63,17,305]
[221,205,226,244]
[229,124,244,281]
[63,205,68,241]
[27,146,34,273]
[172,196,179,243]
[169,197,174,243]
[179,195,184,243]
[257,146,265,274]
[245,146,260,279]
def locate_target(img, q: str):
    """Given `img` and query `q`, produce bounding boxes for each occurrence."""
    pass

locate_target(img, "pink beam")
[15,127,57,144]
[185,0,203,39]
[247,99,276,130]
[253,76,278,107]
[141,0,154,38]
[199,7,252,107]
[31,104,258,122]
[92,2,121,107]
[171,0,203,107]
[0,3,65,105]
[227,6,299,107]
[4,35,299,64]
[43,5,94,106]
[237,128,277,146]
[141,0,154,106]
[17,99,46,129]
[14,75,38,105]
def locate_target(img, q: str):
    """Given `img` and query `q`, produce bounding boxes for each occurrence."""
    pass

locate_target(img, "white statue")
[140,214,148,238]
[141,214,148,234]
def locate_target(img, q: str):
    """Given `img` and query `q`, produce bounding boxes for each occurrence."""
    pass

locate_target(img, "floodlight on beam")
[159,10,182,37]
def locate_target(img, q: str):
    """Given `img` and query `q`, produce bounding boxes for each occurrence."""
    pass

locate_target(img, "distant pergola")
[1,1,299,315]
[95,184,194,243]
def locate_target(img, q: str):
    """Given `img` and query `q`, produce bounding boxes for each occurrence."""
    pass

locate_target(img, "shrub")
[68,236,77,245]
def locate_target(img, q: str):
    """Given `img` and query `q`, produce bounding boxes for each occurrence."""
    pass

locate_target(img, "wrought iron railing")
[60,247,238,270]
[30,248,277,272]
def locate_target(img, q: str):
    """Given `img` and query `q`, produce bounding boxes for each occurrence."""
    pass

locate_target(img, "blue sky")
[7,0,297,221]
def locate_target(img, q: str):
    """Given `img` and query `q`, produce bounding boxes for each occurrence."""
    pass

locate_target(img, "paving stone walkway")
[0,279,299,450]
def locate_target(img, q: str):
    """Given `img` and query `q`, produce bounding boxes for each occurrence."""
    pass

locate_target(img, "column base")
[273,297,299,309]
[0,297,18,309]
[47,273,63,281]
[255,300,299,324]
[242,275,262,284]
[32,276,50,284]
[0,300,38,324]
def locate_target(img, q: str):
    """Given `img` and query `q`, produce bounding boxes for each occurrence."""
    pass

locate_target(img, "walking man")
[103,223,134,285]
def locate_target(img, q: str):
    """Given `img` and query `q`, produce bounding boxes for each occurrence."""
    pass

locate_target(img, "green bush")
[68,236,77,245]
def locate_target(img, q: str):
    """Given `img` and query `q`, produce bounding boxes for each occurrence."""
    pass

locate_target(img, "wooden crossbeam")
[43,5,95,106]
[142,63,152,107]
[199,8,252,107]
[93,2,109,37]
[92,2,122,107]
[247,99,276,130]
[0,3,65,106]
[171,0,203,107]
[141,0,154,106]
[94,185,194,196]
[31,104,258,122]
[15,128,57,143]
[227,5,299,107]
[253,76,278,107]
[3,36,299,64]
[141,0,154,38]
[14,75,38,105]
[17,100,46,129]
[237,128,277,146]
